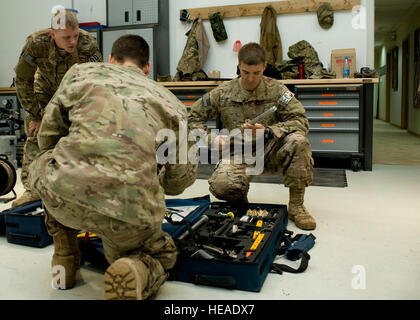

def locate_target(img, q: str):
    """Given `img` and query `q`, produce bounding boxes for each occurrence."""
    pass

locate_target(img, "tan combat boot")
[51,231,81,290]
[11,190,40,207]
[288,188,316,230]
[104,257,149,300]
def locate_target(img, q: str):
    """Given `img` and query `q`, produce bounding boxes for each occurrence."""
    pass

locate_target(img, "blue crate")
[2,200,52,248]
[0,212,5,234]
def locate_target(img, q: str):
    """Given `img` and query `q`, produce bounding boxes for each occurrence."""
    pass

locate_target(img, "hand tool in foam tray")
[178,203,285,262]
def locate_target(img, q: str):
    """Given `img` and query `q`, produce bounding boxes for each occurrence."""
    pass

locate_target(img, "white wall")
[0,0,72,86]
[365,0,375,68]
[0,0,374,86]
[169,0,373,78]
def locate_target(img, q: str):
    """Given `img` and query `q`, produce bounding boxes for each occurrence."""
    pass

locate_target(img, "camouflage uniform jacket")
[36,63,197,226]
[260,5,283,65]
[14,28,102,121]
[176,17,209,76]
[188,76,309,142]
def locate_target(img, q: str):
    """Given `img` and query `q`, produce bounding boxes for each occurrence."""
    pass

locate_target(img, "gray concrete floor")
[1,121,420,300]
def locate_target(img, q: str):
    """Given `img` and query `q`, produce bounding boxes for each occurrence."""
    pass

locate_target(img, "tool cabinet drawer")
[173,90,204,112]
[297,92,359,100]
[305,108,359,118]
[300,98,359,108]
[307,130,359,152]
[171,89,218,129]
[308,118,359,130]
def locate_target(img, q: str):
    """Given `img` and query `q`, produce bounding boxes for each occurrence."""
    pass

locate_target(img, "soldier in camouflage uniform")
[189,43,316,230]
[13,9,102,207]
[28,35,197,299]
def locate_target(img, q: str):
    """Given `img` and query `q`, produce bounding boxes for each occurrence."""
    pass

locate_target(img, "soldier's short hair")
[111,35,150,68]
[238,43,266,65]
[51,9,79,30]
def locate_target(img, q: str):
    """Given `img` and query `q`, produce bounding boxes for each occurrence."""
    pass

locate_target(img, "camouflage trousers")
[20,115,41,190]
[29,150,177,299]
[209,132,314,202]
[21,86,51,190]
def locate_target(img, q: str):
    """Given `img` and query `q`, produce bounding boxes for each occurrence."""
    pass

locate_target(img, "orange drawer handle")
[184,102,194,106]
[324,113,334,116]
[322,124,335,127]
[322,139,335,143]
[319,101,338,105]
[187,95,196,98]
[322,94,335,97]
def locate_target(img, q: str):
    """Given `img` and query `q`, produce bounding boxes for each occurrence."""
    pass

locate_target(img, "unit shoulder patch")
[202,93,211,107]
[278,91,294,106]
[23,53,37,67]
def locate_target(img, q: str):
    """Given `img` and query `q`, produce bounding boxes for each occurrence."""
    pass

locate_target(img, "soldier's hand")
[29,120,41,136]
[211,135,229,151]
[241,122,265,138]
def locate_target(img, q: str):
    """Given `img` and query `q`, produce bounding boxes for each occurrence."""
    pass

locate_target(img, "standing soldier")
[28,35,197,299]
[188,42,316,230]
[13,9,102,207]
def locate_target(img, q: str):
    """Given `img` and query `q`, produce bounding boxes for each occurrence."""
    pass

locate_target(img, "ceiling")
[375,0,420,46]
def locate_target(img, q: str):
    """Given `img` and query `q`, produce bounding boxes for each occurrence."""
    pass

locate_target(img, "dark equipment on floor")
[0,154,17,203]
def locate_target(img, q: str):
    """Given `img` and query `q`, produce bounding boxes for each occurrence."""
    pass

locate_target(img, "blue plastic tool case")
[1,200,52,248]
[168,198,289,292]
[78,195,291,292]
[76,195,214,271]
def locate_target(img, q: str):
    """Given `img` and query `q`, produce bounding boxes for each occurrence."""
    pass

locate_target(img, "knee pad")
[209,172,249,202]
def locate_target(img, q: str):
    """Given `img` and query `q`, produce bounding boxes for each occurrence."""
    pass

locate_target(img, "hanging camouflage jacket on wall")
[260,5,283,65]
[174,17,210,81]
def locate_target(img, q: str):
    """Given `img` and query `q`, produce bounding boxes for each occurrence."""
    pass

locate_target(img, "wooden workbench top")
[1,78,379,94]
[0,87,17,94]
[162,78,379,90]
